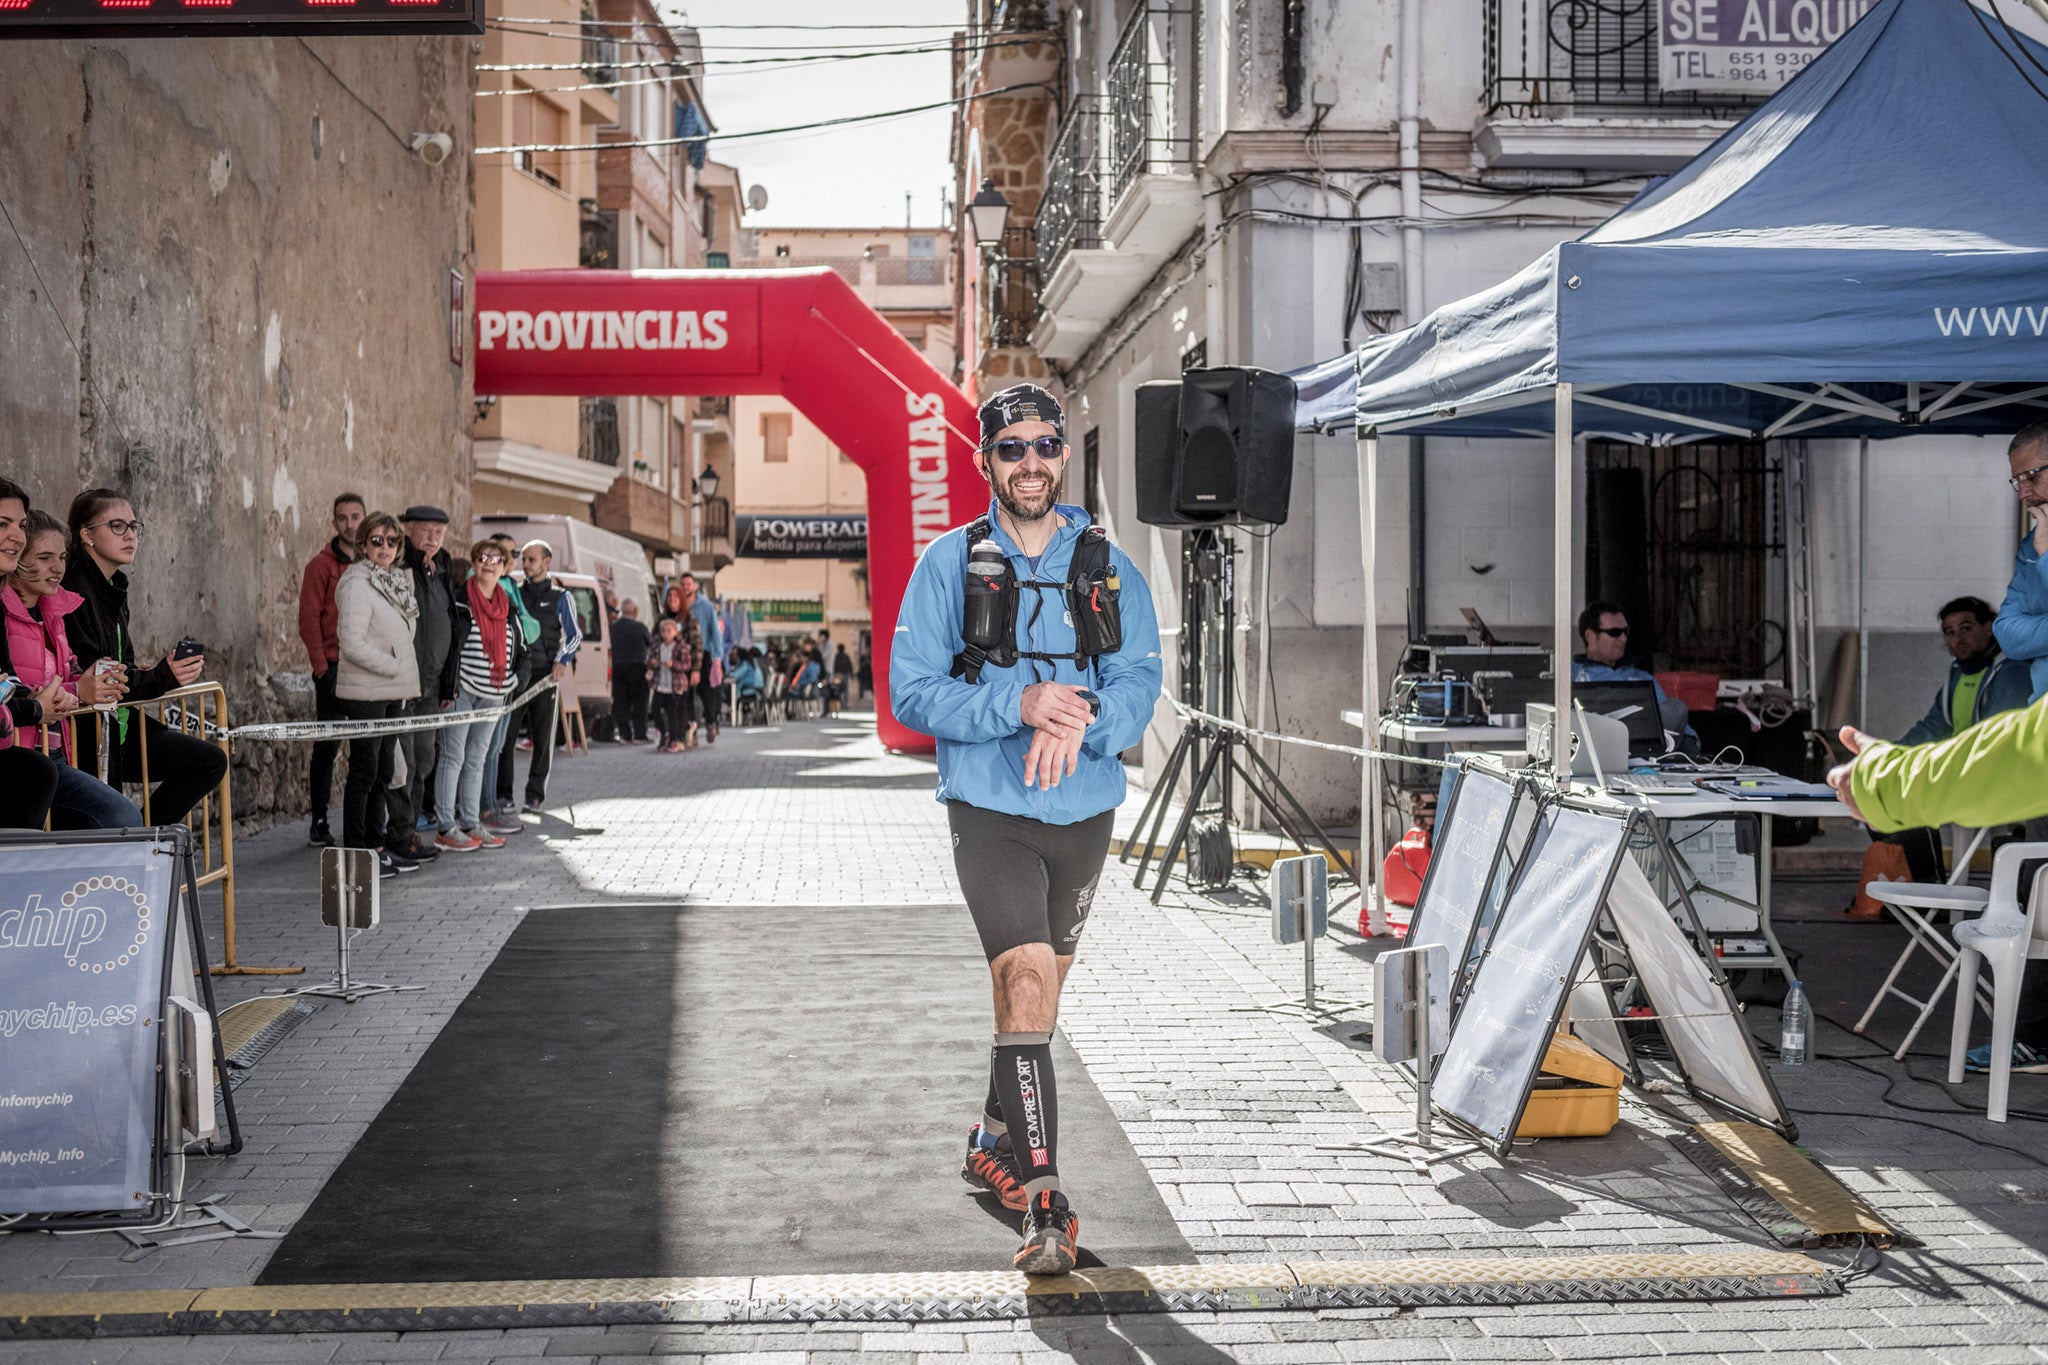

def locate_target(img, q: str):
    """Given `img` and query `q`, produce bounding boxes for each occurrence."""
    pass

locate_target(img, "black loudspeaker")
[1133,380,1189,527]
[1132,367,1297,529]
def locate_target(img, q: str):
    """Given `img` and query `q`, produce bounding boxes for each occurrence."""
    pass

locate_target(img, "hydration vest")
[951,516,1124,684]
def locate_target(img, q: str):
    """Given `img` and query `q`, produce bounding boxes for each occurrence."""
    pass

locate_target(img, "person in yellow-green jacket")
[1830,700,2048,833]
[1830,702,2048,1069]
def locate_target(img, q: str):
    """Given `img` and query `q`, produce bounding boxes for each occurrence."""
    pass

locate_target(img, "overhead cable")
[475,34,1028,69]
[508,14,962,29]
[476,81,1050,155]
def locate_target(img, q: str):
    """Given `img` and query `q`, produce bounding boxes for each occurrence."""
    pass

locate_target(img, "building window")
[762,411,792,462]
[511,86,566,189]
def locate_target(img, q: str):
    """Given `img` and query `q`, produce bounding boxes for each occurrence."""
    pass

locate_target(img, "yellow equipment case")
[1514,1032,1625,1139]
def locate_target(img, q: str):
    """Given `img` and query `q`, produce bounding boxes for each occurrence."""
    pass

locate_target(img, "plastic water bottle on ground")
[1780,979,1810,1066]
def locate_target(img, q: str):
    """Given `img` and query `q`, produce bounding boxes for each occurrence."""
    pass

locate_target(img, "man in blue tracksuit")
[891,383,1161,1276]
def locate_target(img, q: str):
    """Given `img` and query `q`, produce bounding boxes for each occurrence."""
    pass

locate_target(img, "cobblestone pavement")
[7,713,2048,1363]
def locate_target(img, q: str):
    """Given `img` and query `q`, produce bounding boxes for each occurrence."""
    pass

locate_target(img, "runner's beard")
[995,468,1059,524]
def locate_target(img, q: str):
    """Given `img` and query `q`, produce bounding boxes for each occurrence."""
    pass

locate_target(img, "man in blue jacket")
[891,383,1161,1276]
[1996,422,2048,704]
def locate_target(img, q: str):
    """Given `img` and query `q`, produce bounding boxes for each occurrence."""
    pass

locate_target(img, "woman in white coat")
[334,510,420,876]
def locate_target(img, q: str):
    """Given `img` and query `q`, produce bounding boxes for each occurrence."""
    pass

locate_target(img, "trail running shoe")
[435,830,482,853]
[961,1126,1027,1212]
[475,829,507,850]
[1014,1189,1078,1276]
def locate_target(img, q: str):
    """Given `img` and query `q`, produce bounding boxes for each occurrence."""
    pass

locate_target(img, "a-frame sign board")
[1414,790,1791,1160]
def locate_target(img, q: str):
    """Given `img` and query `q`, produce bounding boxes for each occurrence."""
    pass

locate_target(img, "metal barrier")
[98,683,301,978]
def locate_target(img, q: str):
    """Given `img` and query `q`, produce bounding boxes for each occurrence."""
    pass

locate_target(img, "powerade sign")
[0,842,173,1214]
[1658,1,1877,94]
[735,514,868,560]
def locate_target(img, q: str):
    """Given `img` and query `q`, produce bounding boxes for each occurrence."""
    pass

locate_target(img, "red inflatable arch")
[473,268,983,753]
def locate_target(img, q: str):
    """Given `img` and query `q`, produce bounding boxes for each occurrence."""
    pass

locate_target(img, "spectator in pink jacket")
[3,509,140,827]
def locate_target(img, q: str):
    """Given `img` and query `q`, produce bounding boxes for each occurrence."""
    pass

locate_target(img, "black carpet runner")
[259,903,1191,1283]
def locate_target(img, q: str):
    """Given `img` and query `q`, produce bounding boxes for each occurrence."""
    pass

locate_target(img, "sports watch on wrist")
[1077,689,1101,721]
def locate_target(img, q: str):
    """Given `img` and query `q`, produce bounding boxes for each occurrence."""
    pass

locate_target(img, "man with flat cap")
[891,383,1162,1275]
[382,504,458,861]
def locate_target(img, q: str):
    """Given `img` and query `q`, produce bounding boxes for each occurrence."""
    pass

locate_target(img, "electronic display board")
[0,0,481,40]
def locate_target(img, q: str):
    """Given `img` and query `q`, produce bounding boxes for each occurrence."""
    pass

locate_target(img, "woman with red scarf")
[433,537,526,853]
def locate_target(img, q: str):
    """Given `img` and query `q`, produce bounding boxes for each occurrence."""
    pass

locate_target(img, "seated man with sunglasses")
[891,383,1161,1277]
[1570,600,1696,749]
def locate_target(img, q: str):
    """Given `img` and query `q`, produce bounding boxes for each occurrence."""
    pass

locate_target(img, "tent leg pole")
[1553,383,1574,782]
[1360,429,1386,935]
[1858,436,1870,732]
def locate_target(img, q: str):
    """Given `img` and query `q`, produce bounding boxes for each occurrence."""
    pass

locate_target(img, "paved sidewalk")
[6,714,2048,1363]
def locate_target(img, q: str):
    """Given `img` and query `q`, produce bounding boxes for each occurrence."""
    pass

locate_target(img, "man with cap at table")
[891,382,1162,1276]
[381,503,459,862]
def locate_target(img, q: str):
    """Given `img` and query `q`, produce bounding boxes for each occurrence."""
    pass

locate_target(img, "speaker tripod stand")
[1119,530,1357,903]
[1122,712,1357,903]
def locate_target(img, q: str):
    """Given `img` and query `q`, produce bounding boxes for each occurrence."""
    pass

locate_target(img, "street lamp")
[968,178,1010,253]
[695,466,720,502]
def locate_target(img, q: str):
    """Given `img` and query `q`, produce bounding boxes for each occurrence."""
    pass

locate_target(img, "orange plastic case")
[1514,1033,1626,1139]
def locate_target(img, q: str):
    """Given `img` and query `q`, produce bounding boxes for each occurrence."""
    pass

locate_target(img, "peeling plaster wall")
[0,37,475,825]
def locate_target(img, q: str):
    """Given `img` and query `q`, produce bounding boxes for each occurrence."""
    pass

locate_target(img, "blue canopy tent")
[1288,0,2048,900]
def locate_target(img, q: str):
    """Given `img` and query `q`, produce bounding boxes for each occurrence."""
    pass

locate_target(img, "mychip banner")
[0,840,174,1215]
[735,514,868,559]
[1431,804,1630,1155]
[1658,0,1879,95]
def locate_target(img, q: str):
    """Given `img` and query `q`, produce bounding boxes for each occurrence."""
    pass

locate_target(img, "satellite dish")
[746,184,769,213]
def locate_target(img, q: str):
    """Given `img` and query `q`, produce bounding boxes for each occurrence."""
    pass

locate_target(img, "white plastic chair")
[1859,826,1992,1060]
[1947,843,2048,1123]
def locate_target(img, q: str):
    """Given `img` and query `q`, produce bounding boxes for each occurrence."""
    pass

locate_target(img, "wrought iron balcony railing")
[989,0,1050,34]
[988,224,1039,350]
[581,16,620,86]
[579,397,620,467]
[1108,2,1197,204]
[1036,96,1107,284]
[1484,0,1764,117]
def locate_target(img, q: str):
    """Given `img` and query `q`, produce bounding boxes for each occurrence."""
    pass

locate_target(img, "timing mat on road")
[0,1250,1843,1339]
[258,902,1191,1284]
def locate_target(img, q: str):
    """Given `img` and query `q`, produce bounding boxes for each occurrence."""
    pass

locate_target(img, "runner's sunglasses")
[982,435,1065,463]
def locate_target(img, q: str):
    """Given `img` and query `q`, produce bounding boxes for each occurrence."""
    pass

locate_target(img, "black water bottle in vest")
[963,539,1011,653]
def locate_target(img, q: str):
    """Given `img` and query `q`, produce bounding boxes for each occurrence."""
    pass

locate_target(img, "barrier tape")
[145,678,559,744]
[1166,698,1463,772]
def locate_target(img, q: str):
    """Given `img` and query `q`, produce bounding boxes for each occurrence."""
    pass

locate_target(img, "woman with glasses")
[335,513,420,876]
[433,538,528,852]
[2,509,142,828]
[61,488,229,824]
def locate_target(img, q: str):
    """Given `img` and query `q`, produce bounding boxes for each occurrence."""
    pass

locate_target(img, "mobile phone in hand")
[172,638,206,661]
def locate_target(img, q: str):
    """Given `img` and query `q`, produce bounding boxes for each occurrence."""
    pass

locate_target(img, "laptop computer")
[1572,680,1666,758]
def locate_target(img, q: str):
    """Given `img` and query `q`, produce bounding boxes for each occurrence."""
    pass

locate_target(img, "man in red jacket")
[297,492,363,846]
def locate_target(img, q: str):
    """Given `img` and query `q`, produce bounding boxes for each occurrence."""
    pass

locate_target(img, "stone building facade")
[0,38,476,823]
[950,6,1059,398]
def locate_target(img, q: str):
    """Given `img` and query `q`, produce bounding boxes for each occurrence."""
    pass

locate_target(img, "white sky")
[668,0,965,230]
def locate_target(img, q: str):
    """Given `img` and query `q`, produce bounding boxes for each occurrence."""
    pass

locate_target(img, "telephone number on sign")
[1668,49,1816,83]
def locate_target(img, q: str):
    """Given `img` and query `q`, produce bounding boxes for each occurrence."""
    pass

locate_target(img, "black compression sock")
[991,1031,1058,1196]
[982,1059,1007,1137]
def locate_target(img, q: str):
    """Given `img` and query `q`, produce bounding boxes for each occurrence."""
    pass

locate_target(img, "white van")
[474,515,655,617]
